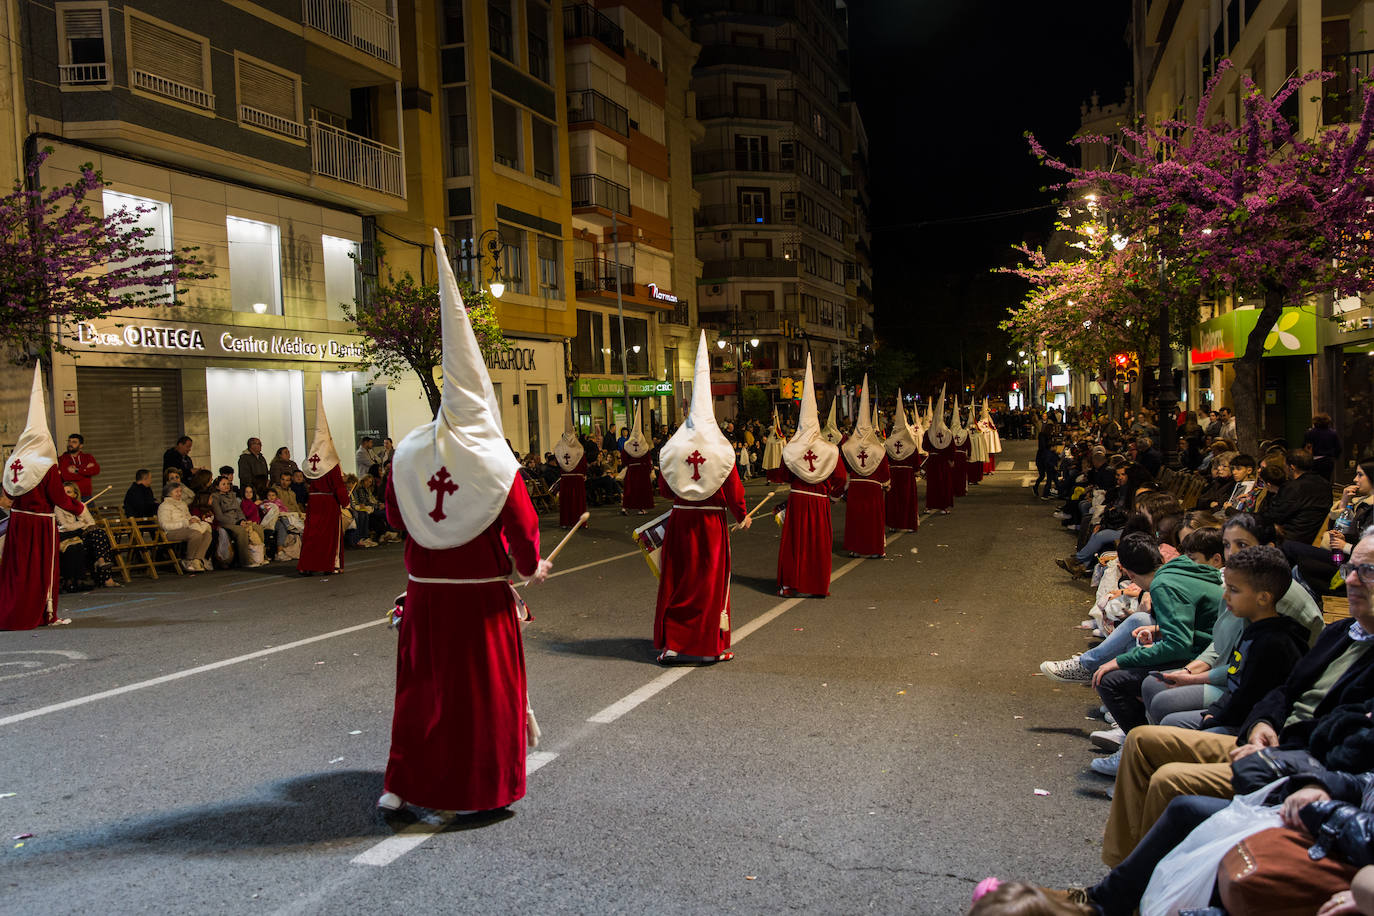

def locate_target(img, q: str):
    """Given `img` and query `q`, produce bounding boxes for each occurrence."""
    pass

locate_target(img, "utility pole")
[612,211,631,433]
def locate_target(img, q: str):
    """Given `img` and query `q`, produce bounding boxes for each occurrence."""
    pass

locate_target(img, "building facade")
[682,0,868,423]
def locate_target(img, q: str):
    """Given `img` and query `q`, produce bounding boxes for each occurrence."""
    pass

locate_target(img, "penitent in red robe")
[885,451,921,531]
[924,434,956,512]
[298,465,349,574]
[843,452,890,557]
[558,457,587,528]
[967,448,985,485]
[952,440,970,498]
[0,466,84,630]
[777,462,847,596]
[620,450,655,512]
[654,468,747,657]
[383,477,538,811]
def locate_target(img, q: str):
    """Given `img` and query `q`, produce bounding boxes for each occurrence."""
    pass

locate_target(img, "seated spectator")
[262,486,304,552]
[275,472,305,516]
[586,453,621,505]
[1134,437,1162,477]
[123,468,158,518]
[340,473,376,549]
[1305,412,1343,481]
[1196,451,1238,510]
[1099,528,1374,868]
[217,465,239,496]
[186,468,214,498]
[541,453,561,489]
[54,481,120,588]
[1234,459,1284,516]
[157,482,213,573]
[1221,453,1258,512]
[355,436,379,476]
[269,447,299,485]
[350,473,396,544]
[1285,459,1374,597]
[210,475,265,567]
[1262,448,1338,545]
[289,469,311,509]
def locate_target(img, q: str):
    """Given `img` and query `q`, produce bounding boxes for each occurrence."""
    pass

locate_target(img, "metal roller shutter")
[129,17,205,88]
[238,60,297,120]
[74,367,183,499]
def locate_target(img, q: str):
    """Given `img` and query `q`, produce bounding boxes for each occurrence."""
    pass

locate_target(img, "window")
[630,168,668,217]
[445,87,470,177]
[537,235,562,299]
[739,239,771,259]
[442,0,464,44]
[322,236,360,321]
[738,188,768,223]
[236,56,303,139]
[532,116,557,183]
[492,97,522,168]
[779,140,795,171]
[227,216,282,314]
[449,217,477,286]
[735,134,767,171]
[780,192,797,222]
[741,290,774,311]
[610,316,649,375]
[802,294,818,323]
[498,224,527,294]
[57,3,110,86]
[103,190,173,301]
[128,14,213,110]
[574,309,604,374]
[526,0,550,83]
[489,0,514,61]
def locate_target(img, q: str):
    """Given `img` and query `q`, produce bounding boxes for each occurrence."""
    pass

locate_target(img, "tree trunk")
[1228,286,1286,456]
[1154,305,1178,469]
[418,366,441,416]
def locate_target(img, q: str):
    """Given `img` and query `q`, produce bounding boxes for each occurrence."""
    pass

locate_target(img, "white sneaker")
[1090,727,1125,751]
[377,792,405,811]
[1091,749,1122,777]
[1103,709,1117,727]
[1052,511,1071,520]
[1039,656,1091,682]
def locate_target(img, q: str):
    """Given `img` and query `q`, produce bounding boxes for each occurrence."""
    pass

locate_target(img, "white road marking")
[350,751,560,867]
[545,549,639,581]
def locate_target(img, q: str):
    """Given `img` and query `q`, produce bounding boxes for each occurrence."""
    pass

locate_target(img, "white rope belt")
[11,508,55,517]
[673,504,724,511]
[850,476,883,483]
[561,473,585,478]
[408,574,510,585]
[792,490,829,498]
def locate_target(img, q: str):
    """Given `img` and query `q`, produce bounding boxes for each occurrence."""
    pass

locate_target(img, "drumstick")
[85,485,113,504]
[731,490,776,531]
[516,511,589,587]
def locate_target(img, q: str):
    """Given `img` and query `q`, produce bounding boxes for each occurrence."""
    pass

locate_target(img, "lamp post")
[471,228,507,299]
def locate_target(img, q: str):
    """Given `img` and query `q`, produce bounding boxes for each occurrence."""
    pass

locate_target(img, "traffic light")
[1112,352,1140,389]
[780,376,794,399]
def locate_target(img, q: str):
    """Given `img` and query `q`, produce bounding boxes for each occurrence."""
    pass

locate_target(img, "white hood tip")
[4,364,58,498]
[781,354,839,484]
[842,374,883,476]
[660,331,734,499]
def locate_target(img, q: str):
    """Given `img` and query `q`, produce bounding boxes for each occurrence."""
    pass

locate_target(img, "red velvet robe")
[620,450,655,512]
[558,456,587,528]
[967,442,984,485]
[985,453,996,474]
[924,434,956,512]
[952,439,970,497]
[885,451,921,531]
[654,468,747,657]
[765,465,789,483]
[0,466,84,630]
[843,451,889,556]
[383,477,538,811]
[298,465,349,574]
[777,462,847,596]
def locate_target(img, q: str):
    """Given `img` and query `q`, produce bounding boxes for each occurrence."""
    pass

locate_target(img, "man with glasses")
[1100,529,1374,867]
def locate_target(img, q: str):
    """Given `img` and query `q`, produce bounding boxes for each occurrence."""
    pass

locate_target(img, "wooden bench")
[525,476,556,513]
[1324,596,1351,626]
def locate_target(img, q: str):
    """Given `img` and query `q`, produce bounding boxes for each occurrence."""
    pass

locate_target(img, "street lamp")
[473,228,507,299]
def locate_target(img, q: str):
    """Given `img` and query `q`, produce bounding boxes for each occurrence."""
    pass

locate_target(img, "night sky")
[848,0,1133,379]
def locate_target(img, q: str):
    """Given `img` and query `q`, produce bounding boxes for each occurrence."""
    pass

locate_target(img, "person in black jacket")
[1262,448,1337,545]
[122,469,158,518]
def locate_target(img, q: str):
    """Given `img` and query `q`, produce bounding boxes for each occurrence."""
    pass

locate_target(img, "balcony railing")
[240,105,307,140]
[302,0,399,67]
[696,95,796,121]
[662,298,691,325]
[574,258,634,295]
[571,173,630,215]
[59,62,108,85]
[701,258,799,278]
[131,68,215,109]
[567,88,630,136]
[563,3,625,55]
[683,0,797,15]
[310,120,404,197]
[691,148,792,174]
[1322,50,1374,125]
[695,45,796,71]
[694,205,796,227]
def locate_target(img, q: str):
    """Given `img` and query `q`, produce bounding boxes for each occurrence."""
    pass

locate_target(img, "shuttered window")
[238,60,297,121]
[74,367,183,496]
[61,8,106,63]
[129,16,206,89]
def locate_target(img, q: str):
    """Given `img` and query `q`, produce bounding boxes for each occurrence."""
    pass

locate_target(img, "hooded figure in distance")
[840,375,890,557]
[296,388,351,575]
[884,389,923,532]
[552,402,587,529]
[923,384,956,514]
[777,356,847,597]
[620,402,655,515]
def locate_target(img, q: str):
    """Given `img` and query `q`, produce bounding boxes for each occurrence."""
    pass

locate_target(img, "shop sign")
[645,283,678,303]
[484,346,539,371]
[1188,307,1316,365]
[574,378,674,397]
[71,318,367,362]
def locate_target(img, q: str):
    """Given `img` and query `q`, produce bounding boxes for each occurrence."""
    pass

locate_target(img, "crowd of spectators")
[973,407,1374,916]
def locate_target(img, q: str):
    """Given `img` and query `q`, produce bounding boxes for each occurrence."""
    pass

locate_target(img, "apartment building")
[14,0,408,489]
[562,0,697,436]
[682,0,867,421]
[1134,0,1374,450]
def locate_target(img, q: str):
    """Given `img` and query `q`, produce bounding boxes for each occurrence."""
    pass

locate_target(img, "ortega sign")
[71,319,367,362]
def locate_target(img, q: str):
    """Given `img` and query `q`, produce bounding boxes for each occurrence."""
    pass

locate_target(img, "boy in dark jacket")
[1200,545,1311,731]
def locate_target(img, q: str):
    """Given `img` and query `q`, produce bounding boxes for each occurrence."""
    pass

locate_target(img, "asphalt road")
[0,441,1114,915]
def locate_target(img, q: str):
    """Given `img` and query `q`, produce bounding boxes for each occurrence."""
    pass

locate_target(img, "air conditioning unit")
[710,285,722,295]
[718,230,732,241]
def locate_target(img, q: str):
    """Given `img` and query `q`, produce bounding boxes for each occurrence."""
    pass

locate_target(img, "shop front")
[1320,296,1374,467]
[1189,306,1317,446]
[572,377,674,442]
[483,339,568,460]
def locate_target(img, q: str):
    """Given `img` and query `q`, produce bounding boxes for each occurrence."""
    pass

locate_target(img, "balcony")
[661,298,691,325]
[683,0,797,16]
[695,45,796,71]
[240,105,307,140]
[302,0,399,68]
[59,62,108,86]
[310,120,403,197]
[691,148,792,175]
[701,258,798,279]
[574,258,634,296]
[571,173,630,221]
[567,88,630,137]
[563,3,625,56]
[1322,50,1374,125]
[131,68,215,110]
[696,96,796,122]
[695,204,796,227]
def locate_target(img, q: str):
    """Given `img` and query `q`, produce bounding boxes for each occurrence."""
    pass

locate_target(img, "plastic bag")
[1140,778,1287,916]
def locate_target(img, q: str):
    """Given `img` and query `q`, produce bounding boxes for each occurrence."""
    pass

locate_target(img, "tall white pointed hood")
[951,395,969,446]
[392,231,522,549]
[762,405,785,471]
[981,397,1003,454]
[301,388,341,479]
[926,383,953,450]
[820,396,843,445]
[842,375,884,478]
[781,355,839,484]
[885,388,920,461]
[623,401,650,459]
[661,332,735,499]
[552,399,584,472]
[4,364,57,498]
